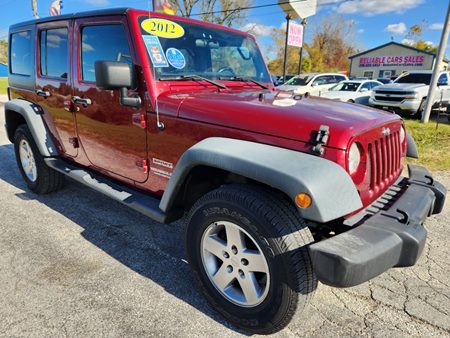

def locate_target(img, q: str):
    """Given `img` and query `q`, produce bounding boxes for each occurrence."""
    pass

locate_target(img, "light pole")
[282,14,291,82]
[297,18,307,75]
[31,0,38,18]
[421,1,450,123]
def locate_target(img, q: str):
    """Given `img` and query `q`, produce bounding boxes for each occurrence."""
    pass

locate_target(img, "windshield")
[284,75,312,86]
[395,73,432,85]
[139,17,271,83]
[330,82,359,92]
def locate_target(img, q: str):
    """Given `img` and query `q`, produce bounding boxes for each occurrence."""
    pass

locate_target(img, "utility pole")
[282,14,291,82]
[31,0,39,18]
[421,1,450,123]
[297,18,307,75]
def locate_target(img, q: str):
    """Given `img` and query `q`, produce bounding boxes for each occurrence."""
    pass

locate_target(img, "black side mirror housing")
[95,61,141,108]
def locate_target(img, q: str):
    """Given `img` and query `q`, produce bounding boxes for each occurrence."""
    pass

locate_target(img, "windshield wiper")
[159,74,227,89]
[220,76,269,89]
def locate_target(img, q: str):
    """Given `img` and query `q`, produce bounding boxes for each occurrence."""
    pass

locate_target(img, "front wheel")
[14,125,65,194]
[185,184,317,334]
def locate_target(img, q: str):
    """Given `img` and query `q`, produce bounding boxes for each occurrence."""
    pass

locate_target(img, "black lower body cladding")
[309,164,447,288]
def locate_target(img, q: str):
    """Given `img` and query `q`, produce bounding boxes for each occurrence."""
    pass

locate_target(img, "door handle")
[72,96,92,107]
[36,89,51,98]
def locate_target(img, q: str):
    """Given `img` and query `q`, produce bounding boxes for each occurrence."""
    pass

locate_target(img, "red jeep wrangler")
[5,8,447,334]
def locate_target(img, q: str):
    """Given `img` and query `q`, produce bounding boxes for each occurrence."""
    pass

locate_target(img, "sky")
[0,0,448,60]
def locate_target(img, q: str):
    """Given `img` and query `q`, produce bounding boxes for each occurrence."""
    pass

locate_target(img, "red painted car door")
[72,16,148,183]
[35,20,78,157]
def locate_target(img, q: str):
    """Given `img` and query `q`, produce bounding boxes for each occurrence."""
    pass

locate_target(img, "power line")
[190,0,304,17]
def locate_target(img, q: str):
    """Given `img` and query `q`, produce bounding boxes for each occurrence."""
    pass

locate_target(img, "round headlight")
[400,126,406,143]
[348,143,361,174]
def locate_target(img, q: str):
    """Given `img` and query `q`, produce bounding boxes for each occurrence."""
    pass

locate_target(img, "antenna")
[149,0,165,130]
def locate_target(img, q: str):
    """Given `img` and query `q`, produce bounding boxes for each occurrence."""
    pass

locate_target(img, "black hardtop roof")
[10,7,130,30]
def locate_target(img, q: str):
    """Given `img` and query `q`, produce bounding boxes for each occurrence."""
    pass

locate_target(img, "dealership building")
[348,41,448,79]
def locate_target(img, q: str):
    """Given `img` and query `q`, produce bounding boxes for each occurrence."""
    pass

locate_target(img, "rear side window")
[40,28,68,79]
[81,24,131,82]
[10,31,32,76]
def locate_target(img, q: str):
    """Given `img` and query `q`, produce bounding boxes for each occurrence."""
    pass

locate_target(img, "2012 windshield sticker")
[141,18,185,39]
[143,35,168,68]
[166,48,186,69]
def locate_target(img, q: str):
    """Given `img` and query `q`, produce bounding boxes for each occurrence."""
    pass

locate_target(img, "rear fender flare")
[5,99,58,157]
[160,138,363,223]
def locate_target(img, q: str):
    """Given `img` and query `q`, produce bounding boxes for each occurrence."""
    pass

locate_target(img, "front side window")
[40,28,68,79]
[10,31,32,76]
[438,73,448,85]
[81,24,131,82]
[139,17,270,83]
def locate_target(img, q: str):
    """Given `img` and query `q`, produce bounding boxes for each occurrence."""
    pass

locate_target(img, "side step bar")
[45,158,171,224]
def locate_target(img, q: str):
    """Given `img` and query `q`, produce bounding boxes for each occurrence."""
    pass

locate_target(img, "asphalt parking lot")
[0,96,449,337]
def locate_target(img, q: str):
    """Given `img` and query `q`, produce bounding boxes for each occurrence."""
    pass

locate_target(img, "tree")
[266,14,357,75]
[169,0,252,27]
[0,40,7,64]
[304,15,357,72]
[403,22,438,54]
[168,0,200,17]
[201,0,252,27]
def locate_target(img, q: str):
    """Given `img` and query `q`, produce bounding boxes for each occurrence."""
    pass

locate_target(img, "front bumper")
[369,97,421,114]
[309,164,447,288]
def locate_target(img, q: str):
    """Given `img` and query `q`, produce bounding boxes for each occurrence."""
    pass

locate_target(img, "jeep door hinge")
[69,137,79,149]
[136,159,149,173]
[312,125,330,156]
[132,112,147,129]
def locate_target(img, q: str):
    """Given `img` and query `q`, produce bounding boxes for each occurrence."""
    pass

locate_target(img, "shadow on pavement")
[0,143,248,335]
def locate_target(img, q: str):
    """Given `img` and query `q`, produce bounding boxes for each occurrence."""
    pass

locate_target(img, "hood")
[159,89,401,150]
[320,91,355,100]
[375,83,427,91]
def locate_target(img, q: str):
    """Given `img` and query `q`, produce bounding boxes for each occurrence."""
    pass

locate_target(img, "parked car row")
[273,70,449,119]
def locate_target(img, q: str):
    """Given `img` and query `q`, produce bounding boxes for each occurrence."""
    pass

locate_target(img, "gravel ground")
[0,97,449,337]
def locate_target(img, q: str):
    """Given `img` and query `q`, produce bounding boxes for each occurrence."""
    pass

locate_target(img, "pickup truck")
[4,8,446,334]
[369,70,450,118]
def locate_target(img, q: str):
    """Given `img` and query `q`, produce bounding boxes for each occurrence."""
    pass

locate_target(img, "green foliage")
[405,119,450,172]
[0,77,8,95]
[0,40,7,65]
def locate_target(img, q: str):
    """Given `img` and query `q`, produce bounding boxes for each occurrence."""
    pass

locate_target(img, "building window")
[40,28,68,79]
[363,71,373,79]
[10,31,32,76]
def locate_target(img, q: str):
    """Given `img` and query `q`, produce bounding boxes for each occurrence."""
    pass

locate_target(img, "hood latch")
[313,125,330,156]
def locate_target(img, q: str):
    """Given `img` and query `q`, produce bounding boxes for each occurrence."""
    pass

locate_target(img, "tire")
[347,99,355,103]
[413,99,426,120]
[14,125,65,194]
[185,184,317,334]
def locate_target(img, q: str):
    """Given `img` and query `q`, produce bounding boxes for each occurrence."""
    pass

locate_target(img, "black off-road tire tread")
[185,184,317,334]
[14,125,64,194]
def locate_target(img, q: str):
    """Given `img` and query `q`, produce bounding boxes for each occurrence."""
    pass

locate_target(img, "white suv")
[369,70,450,118]
[277,73,348,96]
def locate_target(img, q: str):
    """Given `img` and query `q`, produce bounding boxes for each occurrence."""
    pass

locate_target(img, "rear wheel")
[14,125,64,194]
[185,184,317,334]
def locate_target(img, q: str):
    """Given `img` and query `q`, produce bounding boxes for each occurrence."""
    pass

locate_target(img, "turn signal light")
[295,193,312,209]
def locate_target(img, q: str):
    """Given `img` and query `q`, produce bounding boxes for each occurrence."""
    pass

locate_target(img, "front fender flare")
[160,138,362,223]
[5,99,58,157]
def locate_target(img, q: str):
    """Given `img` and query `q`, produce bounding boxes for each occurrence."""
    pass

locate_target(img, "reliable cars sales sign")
[359,55,426,67]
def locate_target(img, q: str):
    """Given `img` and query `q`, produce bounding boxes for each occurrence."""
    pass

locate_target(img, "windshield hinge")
[312,125,330,156]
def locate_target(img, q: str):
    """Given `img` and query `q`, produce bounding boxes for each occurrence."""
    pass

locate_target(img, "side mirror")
[360,88,369,92]
[95,61,141,108]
